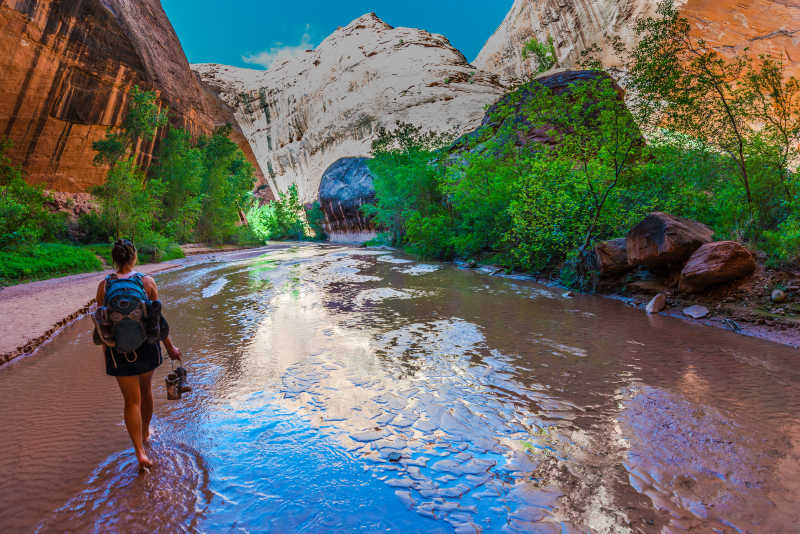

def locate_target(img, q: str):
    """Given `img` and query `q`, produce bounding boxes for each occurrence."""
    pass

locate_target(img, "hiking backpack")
[99,273,150,353]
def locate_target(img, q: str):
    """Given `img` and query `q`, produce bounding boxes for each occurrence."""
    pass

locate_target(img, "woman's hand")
[167,346,182,361]
[164,337,182,361]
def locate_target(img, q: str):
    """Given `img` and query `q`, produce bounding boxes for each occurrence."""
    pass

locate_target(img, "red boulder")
[679,241,756,293]
[627,213,714,268]
[594,238,631,275]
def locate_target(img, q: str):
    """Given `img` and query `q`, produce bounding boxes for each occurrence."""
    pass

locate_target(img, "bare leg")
[116,375,153,471]
[138,370,155,442]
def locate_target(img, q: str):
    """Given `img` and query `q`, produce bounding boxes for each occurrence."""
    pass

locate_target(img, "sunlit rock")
[0,0,265,193]
[193,13,506,203]
[475,0,800,83]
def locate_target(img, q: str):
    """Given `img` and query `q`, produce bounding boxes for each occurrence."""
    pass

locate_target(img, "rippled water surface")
[1,245,799,533]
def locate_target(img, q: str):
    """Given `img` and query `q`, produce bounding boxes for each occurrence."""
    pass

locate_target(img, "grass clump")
[0,243,102,285]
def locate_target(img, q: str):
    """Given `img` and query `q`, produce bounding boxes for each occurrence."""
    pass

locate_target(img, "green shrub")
[82,243,114,265]
[305,201,327,241]
[197,125,256,244]
[152,128,204,242]
[0,139,66,249]
[521,37,557,74]
[246,184,306,242]
[91,158,164,241]
[0,243,102,285]
[135,232,184,263]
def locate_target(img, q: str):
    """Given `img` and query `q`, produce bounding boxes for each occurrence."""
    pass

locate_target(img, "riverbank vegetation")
[365,0,800,287]
[0,86,260,285]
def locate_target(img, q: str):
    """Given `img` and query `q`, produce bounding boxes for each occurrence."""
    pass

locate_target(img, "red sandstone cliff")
[0,0,266,193]
[475,0,800,83]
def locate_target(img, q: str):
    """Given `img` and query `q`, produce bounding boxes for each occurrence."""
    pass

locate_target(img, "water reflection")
[0,244,798,533]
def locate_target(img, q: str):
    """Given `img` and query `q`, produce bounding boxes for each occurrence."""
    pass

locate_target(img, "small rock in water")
[562,291,575,298]
[683,305,709,319]
[467,259,478,268]
[646,293,666,314]
[387,452,402,462]
[771,289,787,303]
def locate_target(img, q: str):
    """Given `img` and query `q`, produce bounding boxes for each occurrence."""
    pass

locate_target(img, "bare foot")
[137,452,154,472]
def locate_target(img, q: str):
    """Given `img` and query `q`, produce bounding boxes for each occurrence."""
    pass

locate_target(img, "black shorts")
[105,342,163,377]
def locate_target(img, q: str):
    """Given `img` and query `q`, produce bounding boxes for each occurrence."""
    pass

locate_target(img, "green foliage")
[0,243,102,285]
[305,201,328,241]
[439,143,519,260]
[521,37,557,74]
[246,184,306,242]
[506,156,592,272]
[0,139,65,249]
[197,125,256,244]
[91,158,164,241]
[152,128,204,242]
[89,89,256,250]
[123,86,169,143]
[364,123,453,249]
[629,0,800,226]
[93,86,168,167]
[81,244,114,265]
[517,76,642,252]
[365,77,643,282]
[135,232,185,263]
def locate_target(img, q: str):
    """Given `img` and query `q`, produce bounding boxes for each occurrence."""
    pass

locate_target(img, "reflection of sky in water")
[3,245,797,534]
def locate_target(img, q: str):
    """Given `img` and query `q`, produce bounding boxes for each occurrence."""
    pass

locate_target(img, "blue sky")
[162,1,513,69]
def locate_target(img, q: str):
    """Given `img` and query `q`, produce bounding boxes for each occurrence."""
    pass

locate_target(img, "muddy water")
[1,244,799,533]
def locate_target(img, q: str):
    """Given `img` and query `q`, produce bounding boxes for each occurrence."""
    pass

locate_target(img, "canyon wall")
[193,13,507,203]
[0,0,265,193]
[475,0,800,83]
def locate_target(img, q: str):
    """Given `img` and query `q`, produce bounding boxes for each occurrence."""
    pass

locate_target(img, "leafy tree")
[246,184,306,241]
[522,76,641,251]
[93,86,168,167]
[0,137,22,186]
[521,37,558,75]
[747,56,800,200]
[305,201,328,241]
[365,123,453,247]
[91,158,164,241]
[197,125,256,244]
[152,128,204,242]
[629,0,800,222]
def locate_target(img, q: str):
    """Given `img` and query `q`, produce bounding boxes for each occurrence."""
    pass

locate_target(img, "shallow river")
[1,245,799,533]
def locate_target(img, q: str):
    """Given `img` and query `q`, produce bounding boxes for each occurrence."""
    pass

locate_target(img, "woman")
[96,239,182,470]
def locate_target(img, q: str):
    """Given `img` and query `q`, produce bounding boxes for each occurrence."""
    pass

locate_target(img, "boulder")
[318,157,377,242]
[594,238,631,275]
[683,305,709,319]
[646,293,666,314]
[627,213,714,268]
[455,70,630,152]
[679,241,756,293]
[771,289,787,303]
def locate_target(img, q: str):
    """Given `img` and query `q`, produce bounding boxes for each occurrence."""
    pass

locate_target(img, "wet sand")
[0,246,277,364]
[0,263,179,363]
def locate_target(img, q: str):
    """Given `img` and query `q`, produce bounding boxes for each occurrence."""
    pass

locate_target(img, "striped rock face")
[193,13,507,204]
[0,0,265,193]
[474,0,800,83]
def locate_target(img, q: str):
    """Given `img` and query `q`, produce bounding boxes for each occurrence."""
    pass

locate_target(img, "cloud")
[242,25,315,69]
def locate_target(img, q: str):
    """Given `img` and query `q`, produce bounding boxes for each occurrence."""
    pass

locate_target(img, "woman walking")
[95,239,182,470]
